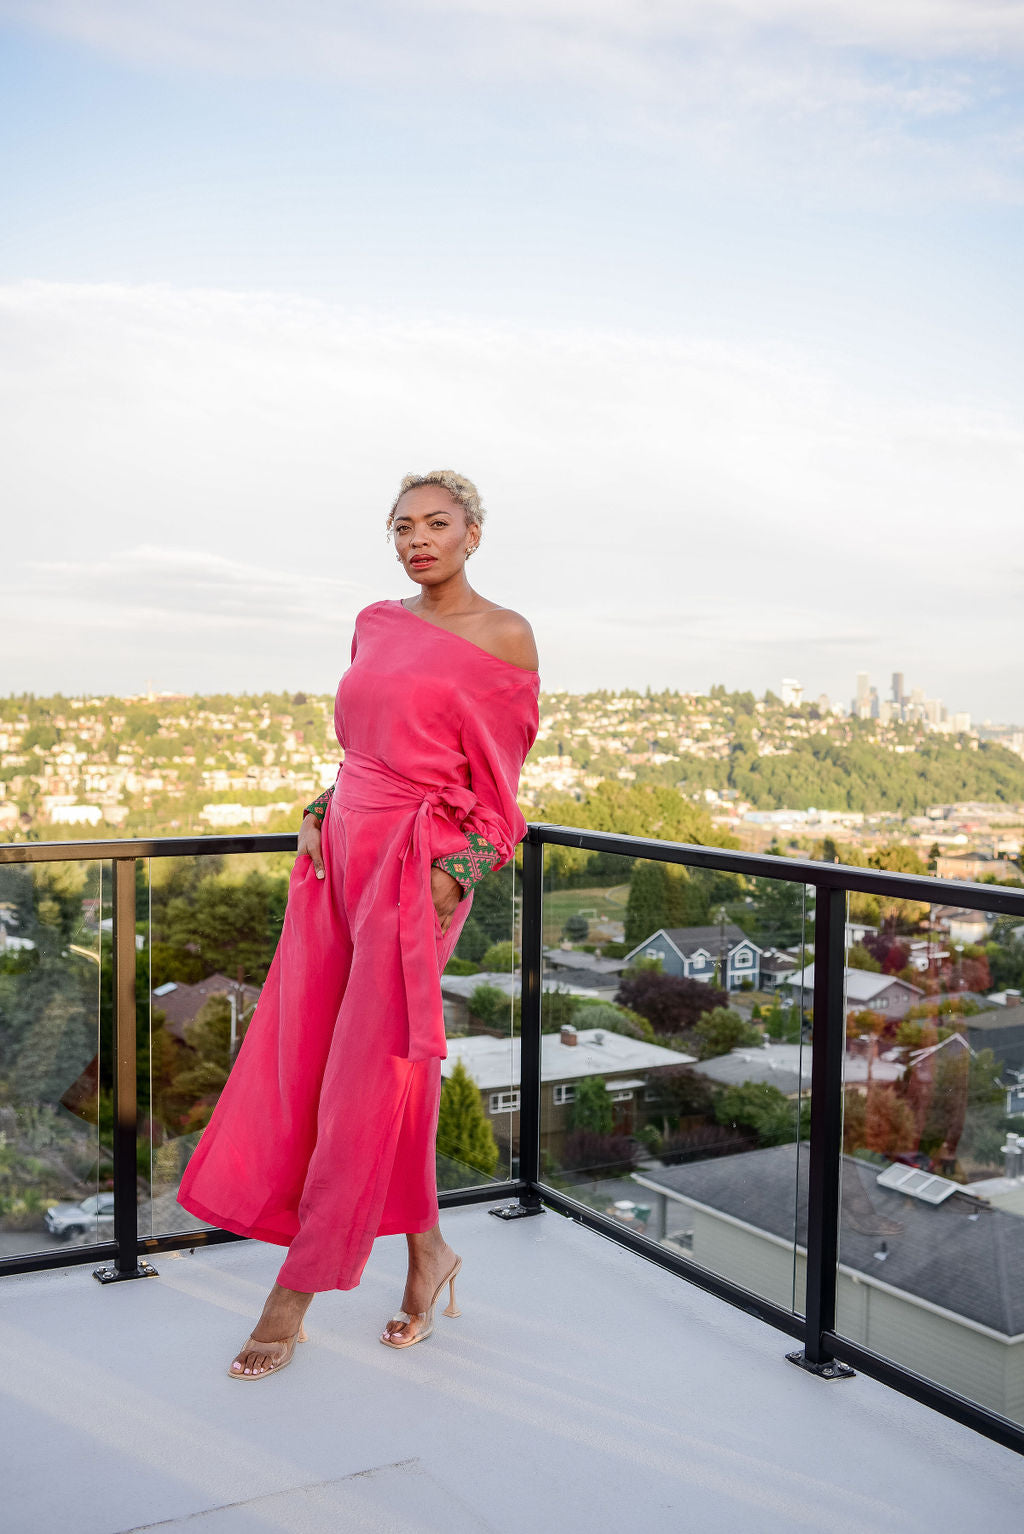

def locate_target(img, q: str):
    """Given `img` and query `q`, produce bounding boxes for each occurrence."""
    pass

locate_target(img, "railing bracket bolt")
[786,1349,855,1381]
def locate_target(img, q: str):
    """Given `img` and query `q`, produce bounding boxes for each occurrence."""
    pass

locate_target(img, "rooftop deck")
[4,1201,1021,1534]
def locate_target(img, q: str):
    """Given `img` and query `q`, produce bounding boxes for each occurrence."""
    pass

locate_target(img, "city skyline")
[1,5,1022,717]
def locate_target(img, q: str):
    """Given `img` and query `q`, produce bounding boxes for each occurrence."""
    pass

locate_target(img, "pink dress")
[176,599,540,1292]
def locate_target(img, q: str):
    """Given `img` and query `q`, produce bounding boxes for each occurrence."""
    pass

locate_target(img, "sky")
[1,1,1022,720]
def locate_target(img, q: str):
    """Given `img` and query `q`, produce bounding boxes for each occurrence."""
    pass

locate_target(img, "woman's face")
[392,486,477,587]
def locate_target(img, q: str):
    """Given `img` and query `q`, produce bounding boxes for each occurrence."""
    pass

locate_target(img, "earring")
[396,552,402,561]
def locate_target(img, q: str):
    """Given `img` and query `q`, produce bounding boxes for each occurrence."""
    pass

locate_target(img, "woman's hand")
[297,814,326,879]
[431,865,462,932]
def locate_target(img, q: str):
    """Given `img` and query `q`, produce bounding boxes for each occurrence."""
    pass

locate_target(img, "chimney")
[560,1024,578,1047]
[1006,990,1021,1008]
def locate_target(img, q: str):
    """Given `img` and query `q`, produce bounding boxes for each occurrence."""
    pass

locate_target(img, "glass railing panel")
[534,841,812,1313]
[836,894,1024,1426]
[437,854,518,1191]
[0,857,106,1258]
[142,846,292,1237]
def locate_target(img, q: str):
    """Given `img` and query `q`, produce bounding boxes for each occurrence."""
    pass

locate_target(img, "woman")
[176,469,540,1377]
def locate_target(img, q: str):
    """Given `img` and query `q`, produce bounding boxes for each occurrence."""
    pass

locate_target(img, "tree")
[616,969,727,1035]
[563,914,589,943]
[644,1065,717,1124]
[436,1060,499,1186]
[479,941,518,971]
[568,1076,614,1134]
[847,943,882,973]
[713,1082,809,1147]
[692,1007,762,1060]
[571,1000,654,1043]
[745,877,808,947]
[623,861,697,945]
[467,983,508,1027]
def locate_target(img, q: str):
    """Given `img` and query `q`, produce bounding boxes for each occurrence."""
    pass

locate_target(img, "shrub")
[643,1065,717,1122]
[479,941,518,971]
[616,970,727,1035]
[571,1000,655,1043]
[560,1130,639,1176]
[467,983,509,1027]
[692,1007,762,1060]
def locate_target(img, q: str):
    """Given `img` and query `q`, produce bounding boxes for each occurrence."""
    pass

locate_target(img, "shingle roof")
[782,964,924,1002]
[441,1028,695,1091]
[660,924,760,956]
[639,1144,1024,1336]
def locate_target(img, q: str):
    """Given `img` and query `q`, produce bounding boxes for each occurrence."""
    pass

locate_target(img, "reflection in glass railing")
[530,844,813,1312]
[838,901,1024,1425]
[0,858,105,1257]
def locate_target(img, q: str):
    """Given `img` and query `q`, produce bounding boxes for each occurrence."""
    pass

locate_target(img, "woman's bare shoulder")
[475,605,539,671]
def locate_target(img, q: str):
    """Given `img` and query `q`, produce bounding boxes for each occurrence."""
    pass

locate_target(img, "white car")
[44,1192,116,1241]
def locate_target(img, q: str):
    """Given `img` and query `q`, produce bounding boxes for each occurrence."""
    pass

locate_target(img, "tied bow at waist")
[334,749,477,1060]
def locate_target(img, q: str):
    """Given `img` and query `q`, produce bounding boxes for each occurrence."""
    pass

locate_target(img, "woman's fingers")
[311,837,325,879]
[298,821,326,879]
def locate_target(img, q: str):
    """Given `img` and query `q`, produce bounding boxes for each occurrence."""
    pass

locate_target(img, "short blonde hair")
[386,469,485,538]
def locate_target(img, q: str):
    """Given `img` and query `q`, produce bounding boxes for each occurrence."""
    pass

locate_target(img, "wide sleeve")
[432,677,539,896]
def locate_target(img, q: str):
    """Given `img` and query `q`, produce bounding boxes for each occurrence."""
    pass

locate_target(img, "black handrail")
[1,825,1023,1455]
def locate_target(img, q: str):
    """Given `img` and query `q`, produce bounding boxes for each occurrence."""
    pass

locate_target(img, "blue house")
[623,924,763,991]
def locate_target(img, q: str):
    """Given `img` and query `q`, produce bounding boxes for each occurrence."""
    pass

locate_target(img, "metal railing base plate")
[93,1260,159,1284]
[489,1198,546,1220]
[786,1349,856,1381]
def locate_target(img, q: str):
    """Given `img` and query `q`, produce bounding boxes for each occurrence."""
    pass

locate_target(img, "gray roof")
[639,1143,1024,1336]
[690,1049,809,1097]
[965,1007,1024,1034]
[661,924,760,955]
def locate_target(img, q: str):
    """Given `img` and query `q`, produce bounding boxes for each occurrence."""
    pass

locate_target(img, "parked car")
[44,1192,115,1241]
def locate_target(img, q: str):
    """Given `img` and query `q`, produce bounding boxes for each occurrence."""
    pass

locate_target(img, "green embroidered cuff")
[431,829,501,896]
[304,784,334,825]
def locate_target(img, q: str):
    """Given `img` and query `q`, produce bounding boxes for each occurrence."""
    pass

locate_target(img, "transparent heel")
[380,1254,463,1348]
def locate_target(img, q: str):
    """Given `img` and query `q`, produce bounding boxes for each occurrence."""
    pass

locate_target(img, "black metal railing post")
[93,857,157,1284]
[787,881,853,1378]
[518,833,544,1195]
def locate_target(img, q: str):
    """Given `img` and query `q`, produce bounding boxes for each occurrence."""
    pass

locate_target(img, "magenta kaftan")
[176,599,540,1292]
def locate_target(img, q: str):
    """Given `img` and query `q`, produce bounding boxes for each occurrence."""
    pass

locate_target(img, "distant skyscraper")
[891,672,904,714]
[854,671,870,719]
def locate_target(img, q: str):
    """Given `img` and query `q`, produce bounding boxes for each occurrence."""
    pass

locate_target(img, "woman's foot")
[231,1283,314,1377]
[380,1229,459,1344]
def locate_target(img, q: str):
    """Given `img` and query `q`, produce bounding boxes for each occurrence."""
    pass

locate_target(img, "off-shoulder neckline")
[390,598,540,677]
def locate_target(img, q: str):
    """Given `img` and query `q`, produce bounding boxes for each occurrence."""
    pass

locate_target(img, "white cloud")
[3,1,1023,206]
[1,279,1021,715]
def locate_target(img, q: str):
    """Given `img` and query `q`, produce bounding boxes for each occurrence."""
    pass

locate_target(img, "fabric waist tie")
[334,749,477,1060]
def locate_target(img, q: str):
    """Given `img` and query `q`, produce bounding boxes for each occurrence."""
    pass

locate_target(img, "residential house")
[690,1041,902,1098]
[781,964,924,1021]
[964,1004,1024,1076]
[634,1143,1024,1422]
[152,974,261,1043]
[441,1026,695,1163]
[623,924,763,991]
[759,948,801,992]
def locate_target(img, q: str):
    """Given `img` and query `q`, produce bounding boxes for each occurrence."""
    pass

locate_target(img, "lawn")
[540,883,629,946]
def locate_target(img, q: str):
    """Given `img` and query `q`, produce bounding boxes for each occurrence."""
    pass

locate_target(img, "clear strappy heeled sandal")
[228,1319,309,1379]
[380,1254,462,1348]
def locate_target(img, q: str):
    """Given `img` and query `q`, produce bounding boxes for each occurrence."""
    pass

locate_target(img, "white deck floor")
[2,1200,1021,1533]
